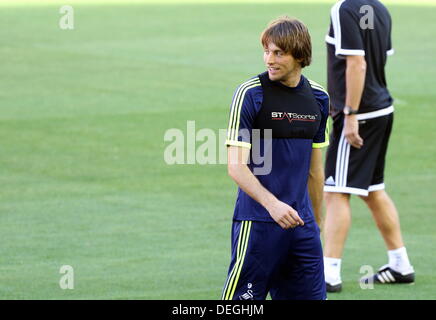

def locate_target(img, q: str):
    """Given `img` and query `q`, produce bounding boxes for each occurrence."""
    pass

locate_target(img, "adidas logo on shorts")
[325,176,335,186]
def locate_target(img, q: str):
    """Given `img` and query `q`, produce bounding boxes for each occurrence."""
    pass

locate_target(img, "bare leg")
[359,190,404,250]
[323,192,351,258]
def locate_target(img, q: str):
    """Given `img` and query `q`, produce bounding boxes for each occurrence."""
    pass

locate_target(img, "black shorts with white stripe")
[324,106,394,196]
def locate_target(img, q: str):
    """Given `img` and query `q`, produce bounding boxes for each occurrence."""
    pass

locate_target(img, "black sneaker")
[360,265,415,285]
[326,281,342,293]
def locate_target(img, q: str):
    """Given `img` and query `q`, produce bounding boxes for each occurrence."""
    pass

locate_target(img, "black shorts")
[324,106,394,196]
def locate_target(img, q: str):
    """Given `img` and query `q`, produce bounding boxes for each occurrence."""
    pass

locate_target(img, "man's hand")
[266,200,304,229]
[344,115,363,148]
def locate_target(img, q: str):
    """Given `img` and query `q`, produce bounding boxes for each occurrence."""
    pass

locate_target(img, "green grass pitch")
[0,0,435,299]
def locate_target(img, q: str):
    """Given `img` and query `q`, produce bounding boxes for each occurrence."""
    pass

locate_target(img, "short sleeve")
[225,77,262,149]
[330,2,365,57]
[325,19,336,45]
[308,80,330,149]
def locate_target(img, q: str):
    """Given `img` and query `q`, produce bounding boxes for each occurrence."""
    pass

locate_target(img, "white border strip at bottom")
[368,183,385,192]
[324,183,386,196]
[324,186,369,196]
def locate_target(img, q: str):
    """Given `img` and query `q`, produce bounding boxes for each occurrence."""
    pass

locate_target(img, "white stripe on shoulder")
[227,77,260,140]
[331,0,346,52]
[308,79,329,97]
[331,0,367,57]
[232,81,261,140]
[308,79,326,90]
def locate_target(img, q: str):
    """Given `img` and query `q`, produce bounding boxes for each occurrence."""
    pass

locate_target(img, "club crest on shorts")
[239,283,254,300]
[239,290,254,300]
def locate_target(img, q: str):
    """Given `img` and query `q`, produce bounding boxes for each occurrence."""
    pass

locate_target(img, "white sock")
[388,247,413,274]
[324,257,342,285]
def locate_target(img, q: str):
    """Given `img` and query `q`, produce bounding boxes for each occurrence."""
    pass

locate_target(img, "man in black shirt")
[322,0,415,292]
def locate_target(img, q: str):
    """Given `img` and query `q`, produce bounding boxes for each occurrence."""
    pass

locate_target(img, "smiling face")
[263,42,302,87]
[260,17,312,86]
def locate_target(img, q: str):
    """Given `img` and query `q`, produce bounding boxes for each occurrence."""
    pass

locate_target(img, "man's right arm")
[330,3,367,149]
[227,145,304,229]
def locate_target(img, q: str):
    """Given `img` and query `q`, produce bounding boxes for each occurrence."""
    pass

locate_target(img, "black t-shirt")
[326,0,394,116]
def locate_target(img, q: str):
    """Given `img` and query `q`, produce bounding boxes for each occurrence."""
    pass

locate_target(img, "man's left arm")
[308,148,324,228]
[309,85,330,229]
